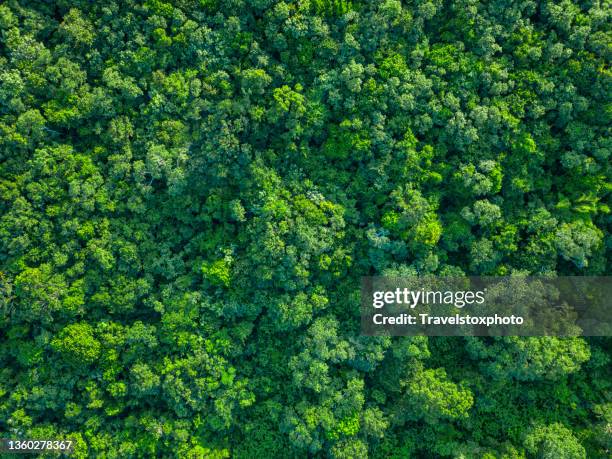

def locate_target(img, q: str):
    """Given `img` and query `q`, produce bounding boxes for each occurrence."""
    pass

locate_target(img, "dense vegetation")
[0,1,610,457]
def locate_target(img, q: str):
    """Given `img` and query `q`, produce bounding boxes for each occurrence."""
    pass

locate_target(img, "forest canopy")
[0,1,610,458]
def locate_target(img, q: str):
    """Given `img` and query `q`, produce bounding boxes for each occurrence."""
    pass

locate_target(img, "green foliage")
[524,423,586,459]
[312,0,354,18]
[202,259,231,287]
[0,0,610,457]
[405,367,474,422]
[51,323,101,366]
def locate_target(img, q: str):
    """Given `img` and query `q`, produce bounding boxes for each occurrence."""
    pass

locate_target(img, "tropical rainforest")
[0,0,610,457]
